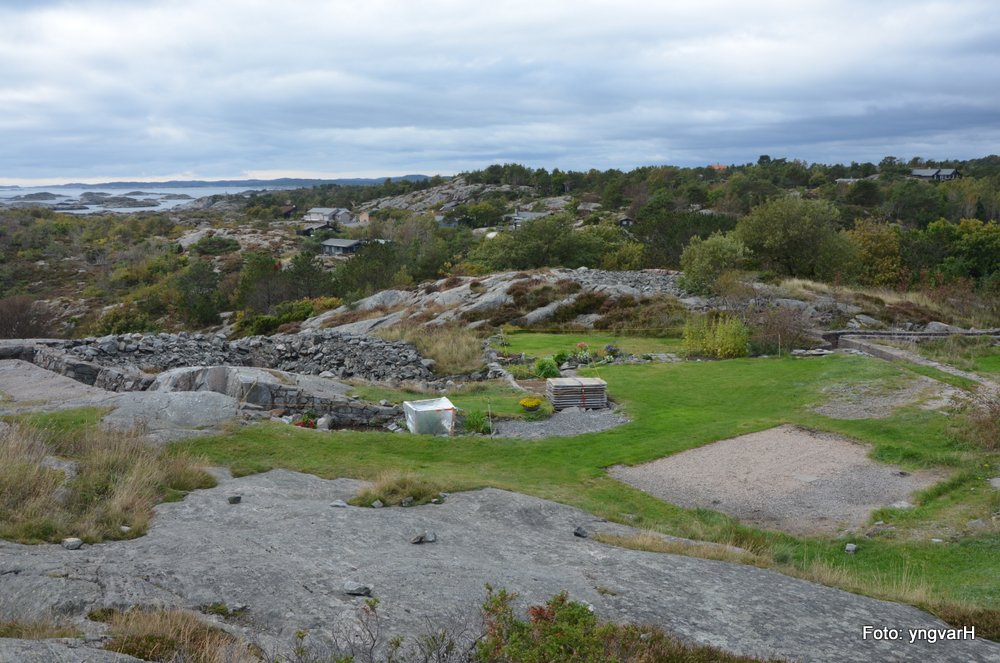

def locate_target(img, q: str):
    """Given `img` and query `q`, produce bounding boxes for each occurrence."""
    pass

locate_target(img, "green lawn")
[180,352,1000,613]
[349,380,553,418]
[495,331,683,359]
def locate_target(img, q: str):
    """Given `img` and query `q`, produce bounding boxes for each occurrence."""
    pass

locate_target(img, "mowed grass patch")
[350,380,550,419]
[178,353,1000,611]
[496,331,683,359]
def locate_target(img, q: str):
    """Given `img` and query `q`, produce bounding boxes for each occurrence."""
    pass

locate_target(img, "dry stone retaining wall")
[19,329,435,387]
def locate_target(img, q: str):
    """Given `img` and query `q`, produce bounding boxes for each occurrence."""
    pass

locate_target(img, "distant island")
[1,175,433,190]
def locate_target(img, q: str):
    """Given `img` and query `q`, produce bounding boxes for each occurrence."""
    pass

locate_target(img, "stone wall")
[42,329,434,385]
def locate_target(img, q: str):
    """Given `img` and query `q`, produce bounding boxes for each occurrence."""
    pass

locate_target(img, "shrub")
[748,306,814,355]
[534,358,560,378]
[91,303,157,335]
[190,235,240,256]
[0,295,53,338]
[683,315,750,359]
[463,410,492,434]
[476,587,777,663]
[679,232,749,295]
[273,298,314,323]
[232,311,280,337]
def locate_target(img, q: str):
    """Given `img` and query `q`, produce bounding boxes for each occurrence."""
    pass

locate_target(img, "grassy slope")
[180,352,1000,610]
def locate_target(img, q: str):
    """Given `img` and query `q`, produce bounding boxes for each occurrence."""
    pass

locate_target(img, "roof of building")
[321,238,361,248]
[911,168,959,177]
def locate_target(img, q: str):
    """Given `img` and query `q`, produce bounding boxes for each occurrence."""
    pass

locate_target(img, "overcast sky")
[2,0,999,184]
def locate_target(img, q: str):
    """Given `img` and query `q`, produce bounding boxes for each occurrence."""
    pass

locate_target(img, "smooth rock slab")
[0,470,997,662]
[0,639,145,663]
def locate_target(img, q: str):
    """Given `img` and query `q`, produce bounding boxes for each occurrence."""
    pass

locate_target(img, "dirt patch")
[609,425,946,536]
[812,374,961,419]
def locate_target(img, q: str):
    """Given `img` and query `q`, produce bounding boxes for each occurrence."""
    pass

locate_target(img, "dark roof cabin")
[321,238,362,256]
[911,168,960,181]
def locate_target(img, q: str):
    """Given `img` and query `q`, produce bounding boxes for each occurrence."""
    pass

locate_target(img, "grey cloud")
[2,0,1000,181]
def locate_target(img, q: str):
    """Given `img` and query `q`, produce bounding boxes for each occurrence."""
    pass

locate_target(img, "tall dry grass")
[351,469,445,507]
[778,277,1000,328]
[102,609,259,663]
[0,617,80,639]
[374,323,485,375]
[0,422,216,543]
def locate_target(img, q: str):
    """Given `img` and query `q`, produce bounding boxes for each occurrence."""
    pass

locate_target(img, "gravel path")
[493,406,628,439]
[813,373,961,419]
[610,425,945,535]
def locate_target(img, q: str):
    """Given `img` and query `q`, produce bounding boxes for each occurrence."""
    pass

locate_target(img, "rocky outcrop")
[305,268,691,334]
[1,470,996,663]
[150,366,400,426]
[0,639,145,663]
[356,176,534,214]
[99,391,244,443]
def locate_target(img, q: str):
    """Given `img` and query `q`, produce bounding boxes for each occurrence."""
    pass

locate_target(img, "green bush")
[679,232,749,295]
[463,410,492,434]
[91,303,157,335]
[683,315,749,359]
[190,235,240,256]
[534,358,561,378]
[232,311,280,337]
[274,299,315,324]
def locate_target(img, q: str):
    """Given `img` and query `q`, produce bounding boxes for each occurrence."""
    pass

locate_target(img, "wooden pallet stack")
[545,377,608,410]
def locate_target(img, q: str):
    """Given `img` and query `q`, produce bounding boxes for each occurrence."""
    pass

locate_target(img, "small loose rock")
[411,531,437,544]
[61,538,83,550]
[844,543,857,554]
[343,581,372,596]
[371,500,384,509]
[330,500,348,508]
[228,495,242,505]
[573,526,590,539]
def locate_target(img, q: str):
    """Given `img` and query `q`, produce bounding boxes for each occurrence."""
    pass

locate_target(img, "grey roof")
[911,168,958,178]
[321,238,361,248]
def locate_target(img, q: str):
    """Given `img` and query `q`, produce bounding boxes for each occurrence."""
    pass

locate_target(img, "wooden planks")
[545,377,608,410]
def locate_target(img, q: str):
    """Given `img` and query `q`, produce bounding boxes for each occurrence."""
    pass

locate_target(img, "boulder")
[100,391,242,443]
[925,321,965,334]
